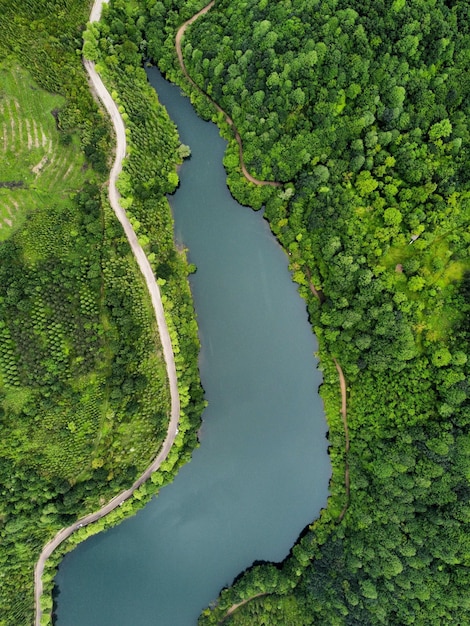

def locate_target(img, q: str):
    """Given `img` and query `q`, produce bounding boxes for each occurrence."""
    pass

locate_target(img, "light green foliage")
[355,171,379,196]
[177,143,192,159]
[168,170,179,188]
[429,118,452,141]
[432,348,452,368]
[383,206,402,227]
[0,63,86,241]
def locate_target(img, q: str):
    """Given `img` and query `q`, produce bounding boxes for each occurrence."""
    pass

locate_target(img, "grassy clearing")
[0,60,88,241]
[381,226,470,346]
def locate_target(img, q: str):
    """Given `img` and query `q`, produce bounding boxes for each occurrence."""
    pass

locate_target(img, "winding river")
[54,69,330,626]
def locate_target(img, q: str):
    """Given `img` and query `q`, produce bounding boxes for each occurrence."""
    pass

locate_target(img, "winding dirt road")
[176,2,281,188]
[34,1,181,623]
[218,593,269,624]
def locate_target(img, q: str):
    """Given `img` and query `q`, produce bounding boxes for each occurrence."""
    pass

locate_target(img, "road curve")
[34,1,181,623]
[218,592,269,624]
[175,2,281,188]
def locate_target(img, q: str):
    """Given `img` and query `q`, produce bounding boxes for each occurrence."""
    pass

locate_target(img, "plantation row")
[0,63,86,241]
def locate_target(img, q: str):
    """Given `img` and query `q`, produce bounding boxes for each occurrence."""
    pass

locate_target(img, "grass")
[0,60,88,241]
[382,229,470,345]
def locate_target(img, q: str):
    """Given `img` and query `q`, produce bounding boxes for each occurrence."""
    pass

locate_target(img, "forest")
[87,0,469,623]
[1,0,469,623]
[0,0,203,623]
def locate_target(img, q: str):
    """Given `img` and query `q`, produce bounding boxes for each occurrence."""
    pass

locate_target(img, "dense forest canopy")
[0,0,468,622]
[90,0,470,622]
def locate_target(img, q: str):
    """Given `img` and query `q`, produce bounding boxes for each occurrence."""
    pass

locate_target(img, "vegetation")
[2,0,469,622]
[0,1,203,623]
[0,63,86,240]
[128,0,470,623]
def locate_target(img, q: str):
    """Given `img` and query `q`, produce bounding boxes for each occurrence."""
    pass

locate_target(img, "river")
[54,69,330,626]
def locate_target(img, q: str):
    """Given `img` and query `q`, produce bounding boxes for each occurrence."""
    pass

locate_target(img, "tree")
[429,119,452,141]
[432,348,452,368]
[355,171,378,196]
[383,207,403,227]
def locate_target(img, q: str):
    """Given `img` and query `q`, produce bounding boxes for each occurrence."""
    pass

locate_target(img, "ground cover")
[0,61,86,241]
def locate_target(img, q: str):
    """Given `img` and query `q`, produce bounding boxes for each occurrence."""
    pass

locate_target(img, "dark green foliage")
[137,0,470,624]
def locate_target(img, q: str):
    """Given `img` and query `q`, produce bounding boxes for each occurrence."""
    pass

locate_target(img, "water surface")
[55,68,330,625]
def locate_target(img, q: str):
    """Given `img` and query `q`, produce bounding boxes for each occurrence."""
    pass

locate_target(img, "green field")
[0,61,88,241]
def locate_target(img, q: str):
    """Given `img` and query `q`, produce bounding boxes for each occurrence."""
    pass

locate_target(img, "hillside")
[0,1,202,622]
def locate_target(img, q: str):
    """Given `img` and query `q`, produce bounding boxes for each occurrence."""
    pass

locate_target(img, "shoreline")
[175,2,281,188]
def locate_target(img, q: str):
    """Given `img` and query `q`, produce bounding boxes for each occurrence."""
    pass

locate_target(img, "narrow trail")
[175,1,281,188]
[307,279,350,521]
[334,357,350,521]
[33,1,181,623]
[305,266,325,304]
[218,593,269,624]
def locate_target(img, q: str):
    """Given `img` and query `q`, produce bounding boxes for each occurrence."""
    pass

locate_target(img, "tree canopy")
[137,0,470,623]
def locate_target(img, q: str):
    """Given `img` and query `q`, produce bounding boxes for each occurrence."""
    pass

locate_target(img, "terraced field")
[0,60,88,241]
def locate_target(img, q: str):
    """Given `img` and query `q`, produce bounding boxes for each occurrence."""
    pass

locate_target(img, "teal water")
[54,69,330,626]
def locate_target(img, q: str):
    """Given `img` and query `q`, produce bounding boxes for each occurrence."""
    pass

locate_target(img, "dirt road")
[305,277,350,520]
[34,1,181,623]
